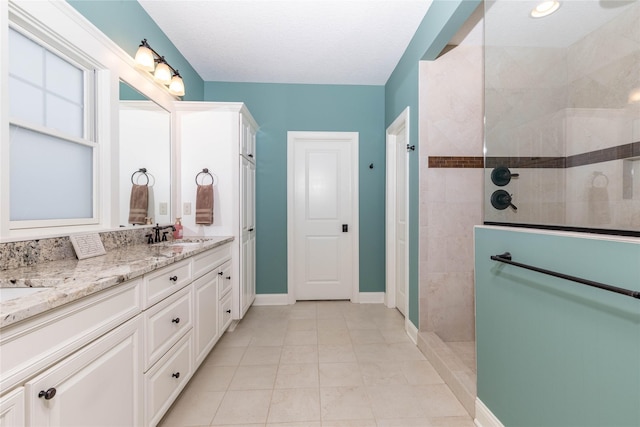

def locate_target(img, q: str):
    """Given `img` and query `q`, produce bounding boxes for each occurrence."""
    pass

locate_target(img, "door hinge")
[406,144,415,152]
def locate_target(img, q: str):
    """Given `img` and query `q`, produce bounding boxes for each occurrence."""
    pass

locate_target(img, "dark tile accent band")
[428,156,484,168]
[428,142,639,169]
[566,142,640,168]
[484,157,565,169]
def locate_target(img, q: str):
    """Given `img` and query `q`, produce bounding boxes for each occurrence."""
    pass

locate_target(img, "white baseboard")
[253,294,290,306]
[405,318,418,344]
[475,398,504,427]
[358,292,385,304]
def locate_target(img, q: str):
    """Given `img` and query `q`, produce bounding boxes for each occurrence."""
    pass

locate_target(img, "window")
[8,26,97,229]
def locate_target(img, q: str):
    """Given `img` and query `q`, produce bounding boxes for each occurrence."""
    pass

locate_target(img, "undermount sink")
[0,287,47,303]
[153,238,213,248]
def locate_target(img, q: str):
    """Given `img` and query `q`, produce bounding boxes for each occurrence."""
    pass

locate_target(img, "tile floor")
[159,301,474,427]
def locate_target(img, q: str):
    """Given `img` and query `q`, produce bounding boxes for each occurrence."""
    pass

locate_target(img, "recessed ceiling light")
[531,1,560,18]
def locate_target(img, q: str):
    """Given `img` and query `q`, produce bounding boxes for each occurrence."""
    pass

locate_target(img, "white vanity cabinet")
[178,102,258,320]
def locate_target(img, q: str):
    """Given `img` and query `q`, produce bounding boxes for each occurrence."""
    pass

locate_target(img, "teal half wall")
[475,226,640,426]
[384,0,480,327]
[67,0,204,100]
[204,82,386,295]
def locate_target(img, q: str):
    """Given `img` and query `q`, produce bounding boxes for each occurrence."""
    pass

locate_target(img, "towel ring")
[592,172,609,188]
[131,168,149,186]
[195,168,217,186]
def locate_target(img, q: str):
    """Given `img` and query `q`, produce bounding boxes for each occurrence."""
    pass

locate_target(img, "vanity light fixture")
[134,39,185,96]
[531,0,560,18]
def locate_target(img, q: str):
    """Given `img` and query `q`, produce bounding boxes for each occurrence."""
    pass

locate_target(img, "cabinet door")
[194,270,219,367]
[240,115,255,161]
[0,387,25,427]
[239,232,256,318]
[25,316,143,427]
[240,157,255,234]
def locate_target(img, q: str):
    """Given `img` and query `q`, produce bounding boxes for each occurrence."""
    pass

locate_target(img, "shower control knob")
[491,190,518,211]
[491,166,519,186]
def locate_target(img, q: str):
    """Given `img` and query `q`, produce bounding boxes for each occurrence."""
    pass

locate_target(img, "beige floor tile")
[241,346,282,365]
[205,346,246,366]
[281,345,319,364]
[401,360,445,385]
[212,390,273,425]
[186,365,236,393]
[318,344,357,363]
[349,329,385,344]
[321,420,377,427]
[318,329,352,345]
[229,364,278,390]
[267,388,321,423]
[359,362,407,386]
[275,363,319,388]
[287,318,317,331]
[427,416,476,427]
[320,386,374,421]
[158,390,224,427]
[284,329,318,345]
[162,303,473,427]
[319,363,363,387]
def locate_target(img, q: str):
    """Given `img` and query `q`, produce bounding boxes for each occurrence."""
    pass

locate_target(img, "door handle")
[342,224,348,232]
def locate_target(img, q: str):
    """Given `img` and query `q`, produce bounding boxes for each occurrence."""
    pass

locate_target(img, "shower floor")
[417,332,477,417]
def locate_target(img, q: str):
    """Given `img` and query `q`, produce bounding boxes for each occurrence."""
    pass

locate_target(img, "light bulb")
[134,45,155,72]
[531,1,560,18]
[154,62,172,85]
[169,74,185,96]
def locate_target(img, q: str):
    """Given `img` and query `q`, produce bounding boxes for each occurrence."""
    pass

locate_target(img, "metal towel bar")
[490,252,640,300]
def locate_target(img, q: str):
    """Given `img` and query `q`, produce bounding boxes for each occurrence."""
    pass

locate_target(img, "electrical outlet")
[159,202,168,215]
[183,202,192,215]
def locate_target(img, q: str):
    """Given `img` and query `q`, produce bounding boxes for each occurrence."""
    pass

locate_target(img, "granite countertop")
[0,236,234,328]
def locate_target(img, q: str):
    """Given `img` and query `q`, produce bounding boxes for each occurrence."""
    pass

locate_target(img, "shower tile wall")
[418,42,483,342]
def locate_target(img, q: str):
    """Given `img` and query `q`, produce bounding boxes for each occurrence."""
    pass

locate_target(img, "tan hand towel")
[128,184,148,225]
[195,184,214,225]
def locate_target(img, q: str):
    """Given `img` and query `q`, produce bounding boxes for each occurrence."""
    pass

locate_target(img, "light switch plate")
[159,202,168,215]
[183,202,192,215]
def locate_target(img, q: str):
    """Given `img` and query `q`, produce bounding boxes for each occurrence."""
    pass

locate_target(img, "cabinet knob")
[172,317,180,324]
[248,154,254,158]
[172,372,180,379]
[218,271,224,276]
[226,276,231,280]
[38,388,57,400]
[248,228,254,232]
[226,309,231,314]
[169,276,178,282]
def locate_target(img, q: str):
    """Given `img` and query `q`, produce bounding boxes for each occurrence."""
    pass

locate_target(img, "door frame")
[287,131,360,304]
[385,107,410,314]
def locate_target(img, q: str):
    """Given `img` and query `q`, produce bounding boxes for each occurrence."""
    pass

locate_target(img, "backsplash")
[0,227,154,271]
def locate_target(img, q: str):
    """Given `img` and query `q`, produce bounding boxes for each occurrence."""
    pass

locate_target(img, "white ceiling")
[138,0,433,85]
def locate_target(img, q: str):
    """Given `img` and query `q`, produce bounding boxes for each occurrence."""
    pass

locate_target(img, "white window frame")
[7,24,99,230]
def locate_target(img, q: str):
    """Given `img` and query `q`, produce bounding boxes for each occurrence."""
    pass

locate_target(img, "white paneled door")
[288,132,359,301]
[394,124,408,317]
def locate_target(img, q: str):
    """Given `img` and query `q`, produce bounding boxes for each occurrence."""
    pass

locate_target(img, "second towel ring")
[131,168,149,185]
[195,168,217,186]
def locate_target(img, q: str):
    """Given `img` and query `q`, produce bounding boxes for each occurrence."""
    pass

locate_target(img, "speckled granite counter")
[0,236,233,328]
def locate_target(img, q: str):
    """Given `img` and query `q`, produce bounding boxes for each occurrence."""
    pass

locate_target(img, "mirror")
[119,81,171,226]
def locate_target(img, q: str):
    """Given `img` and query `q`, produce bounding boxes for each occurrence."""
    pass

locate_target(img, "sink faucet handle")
[162,231,169,242]
[145,233,154,244]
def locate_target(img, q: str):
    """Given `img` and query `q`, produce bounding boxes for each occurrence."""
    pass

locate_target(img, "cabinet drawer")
[219,292,233,333]
[192,245,231,280]
[0,279,141,393]
[144,287,192,371]
[218,260,232,298]
[144,332,193,427]
[143,259,191,309]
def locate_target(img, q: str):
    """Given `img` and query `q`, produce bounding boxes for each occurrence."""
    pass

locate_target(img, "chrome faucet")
[151,223,176,243]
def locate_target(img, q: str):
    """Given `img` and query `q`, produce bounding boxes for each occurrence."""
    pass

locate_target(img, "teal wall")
[67,0,204,101]
[475,227,640,426]
[204,82,385,295]
[384,0,480,327]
